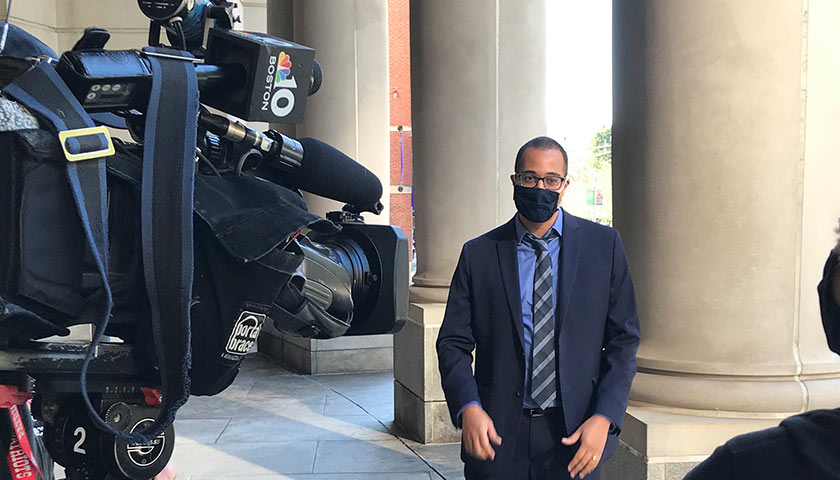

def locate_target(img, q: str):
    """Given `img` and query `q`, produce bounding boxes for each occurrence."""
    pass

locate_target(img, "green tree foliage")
[590,127,611,169]
[574,126,612,226]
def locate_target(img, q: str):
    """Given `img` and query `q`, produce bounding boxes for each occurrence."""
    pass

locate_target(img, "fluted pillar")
[607,1,840,478]
[409,0,547,304]
[394,0,546,443]
[291,0,391,225]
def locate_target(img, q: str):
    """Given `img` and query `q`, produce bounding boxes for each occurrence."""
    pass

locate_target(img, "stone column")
[266,0,296,139]
[291,0,391,224]
[259,0,395,374]
[3,0,58,49]
[54,0,149,52]
[394,0,546,443]
[4,0,149,54]
[607,1,840,478]
[238,0,268,33]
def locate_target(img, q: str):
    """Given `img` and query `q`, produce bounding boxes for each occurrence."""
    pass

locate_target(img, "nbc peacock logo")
[274,51,293,85]
[264,51,298,117]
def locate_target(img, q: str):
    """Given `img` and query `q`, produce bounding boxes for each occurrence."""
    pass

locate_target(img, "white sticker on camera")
[225,311,267,356]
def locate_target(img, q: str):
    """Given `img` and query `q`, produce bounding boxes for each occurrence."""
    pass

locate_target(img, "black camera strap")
[1,62,131,440]
[136,46,197,443]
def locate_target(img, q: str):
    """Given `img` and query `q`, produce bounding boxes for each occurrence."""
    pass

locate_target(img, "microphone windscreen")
[293,137,383,207]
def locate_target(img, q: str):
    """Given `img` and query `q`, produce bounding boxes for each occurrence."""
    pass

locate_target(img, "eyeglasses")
[512,173,567,190]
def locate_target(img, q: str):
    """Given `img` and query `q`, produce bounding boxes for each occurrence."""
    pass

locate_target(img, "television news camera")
[0,1,409,478]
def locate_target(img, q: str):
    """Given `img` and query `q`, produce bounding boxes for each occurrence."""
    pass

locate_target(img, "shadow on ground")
[168,353,465,480]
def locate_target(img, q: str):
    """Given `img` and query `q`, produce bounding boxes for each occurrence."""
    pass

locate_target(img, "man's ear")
[510,174,517,186]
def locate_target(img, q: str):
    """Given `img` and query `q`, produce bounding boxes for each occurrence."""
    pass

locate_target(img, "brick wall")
[388,0,412,127]
[388,0,413,263]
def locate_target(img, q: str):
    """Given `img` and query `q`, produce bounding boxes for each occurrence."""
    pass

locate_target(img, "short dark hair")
[514,136,568,176]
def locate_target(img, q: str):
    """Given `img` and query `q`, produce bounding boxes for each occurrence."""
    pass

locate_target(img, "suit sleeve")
[592,230,641,432]
[436,244,480,428]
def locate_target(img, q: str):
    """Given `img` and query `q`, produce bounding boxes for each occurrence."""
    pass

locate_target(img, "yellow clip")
[58,126,115,162]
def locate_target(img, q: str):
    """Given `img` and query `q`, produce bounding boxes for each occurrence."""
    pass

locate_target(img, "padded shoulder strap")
[136,46,198,443]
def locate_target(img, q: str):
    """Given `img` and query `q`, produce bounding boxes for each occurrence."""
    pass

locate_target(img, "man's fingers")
[463,435,474,456]
[561,427,582,445]
[478,430,494,460]
[464,434,479,459]
[580,460,597,479]
[153,464,178,480]
[565,427,587,476]
[467,434,488,460]
[572,449,601,479]
[462,408,499,461]
[568,448,589,478]
[488,424,502,446]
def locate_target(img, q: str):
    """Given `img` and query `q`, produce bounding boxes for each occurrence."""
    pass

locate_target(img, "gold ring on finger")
[592,455,598,462]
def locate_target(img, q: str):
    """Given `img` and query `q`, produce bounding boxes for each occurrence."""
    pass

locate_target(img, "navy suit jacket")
[436,211,641,468]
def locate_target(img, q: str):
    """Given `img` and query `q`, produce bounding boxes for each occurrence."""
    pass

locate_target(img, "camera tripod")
[2,342,174,480]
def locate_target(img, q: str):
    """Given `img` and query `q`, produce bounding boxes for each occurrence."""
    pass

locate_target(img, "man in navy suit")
[437,136,641,479]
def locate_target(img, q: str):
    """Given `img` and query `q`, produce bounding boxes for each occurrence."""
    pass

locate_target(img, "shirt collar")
[514,208,564,243]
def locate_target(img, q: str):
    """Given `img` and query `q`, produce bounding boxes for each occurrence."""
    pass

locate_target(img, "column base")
[409,284,450,303]
[602,406,782,480]
[393,302,462,443]
[631,369,840,415]
[394,380,461,443]
[258,326,393,374]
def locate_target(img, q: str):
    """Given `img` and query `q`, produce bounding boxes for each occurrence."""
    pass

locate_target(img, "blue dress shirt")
[457,210,562,420]
[514,211,563,409]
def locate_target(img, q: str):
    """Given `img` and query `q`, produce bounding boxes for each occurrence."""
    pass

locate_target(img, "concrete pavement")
[168,353,465,480]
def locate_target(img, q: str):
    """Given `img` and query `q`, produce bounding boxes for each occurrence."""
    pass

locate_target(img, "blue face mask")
[513,185,559,223]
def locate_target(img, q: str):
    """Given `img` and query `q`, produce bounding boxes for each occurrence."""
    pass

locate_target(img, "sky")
[545,0,612,220]
[545,0,612,170]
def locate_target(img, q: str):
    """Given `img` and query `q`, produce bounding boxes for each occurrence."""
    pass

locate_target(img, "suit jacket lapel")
[496,217,525,350]
[557,210,580,326]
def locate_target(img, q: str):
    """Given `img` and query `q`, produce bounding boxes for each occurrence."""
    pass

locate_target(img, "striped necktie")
[525,231,558,410]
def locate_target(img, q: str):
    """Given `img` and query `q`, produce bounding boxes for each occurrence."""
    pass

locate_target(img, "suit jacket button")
[515,391,522,398]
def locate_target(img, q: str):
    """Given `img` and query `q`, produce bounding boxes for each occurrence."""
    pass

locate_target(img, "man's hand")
[461,404,502,461]
[561,415,610,479]
[153,463,178,480]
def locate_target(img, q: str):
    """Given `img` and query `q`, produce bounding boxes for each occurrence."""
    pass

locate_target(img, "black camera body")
[0,1,409,478]
[56,28,317,124]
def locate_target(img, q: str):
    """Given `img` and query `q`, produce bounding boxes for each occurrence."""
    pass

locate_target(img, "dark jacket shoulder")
[460,218,516,253]
[569,212,618,238]
[461,211,620,255]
